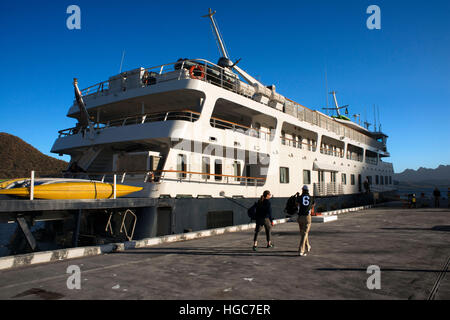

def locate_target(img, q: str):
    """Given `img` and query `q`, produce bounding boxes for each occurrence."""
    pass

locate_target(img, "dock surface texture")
[0,205,448,300]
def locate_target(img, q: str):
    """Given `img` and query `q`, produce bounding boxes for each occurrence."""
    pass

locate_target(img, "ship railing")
[79,58,240,97]
[57,110,201,137]
[58,109,273,142]
[65,170,266,187]
[280,136,317,151]
[319,147,344,158]
[346,154,364,162]
[313,182,344,196]
[156,169,266,187]
[210,117,272,141]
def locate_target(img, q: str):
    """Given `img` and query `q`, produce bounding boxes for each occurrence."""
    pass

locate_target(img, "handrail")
[78,169,266,181]
[210,117,271,136]
[157,169,266,180]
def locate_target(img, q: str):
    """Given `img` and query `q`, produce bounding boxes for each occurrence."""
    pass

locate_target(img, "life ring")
[189,65,205,80]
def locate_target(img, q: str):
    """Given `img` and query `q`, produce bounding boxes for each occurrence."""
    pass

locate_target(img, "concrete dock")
[0,204,448,300]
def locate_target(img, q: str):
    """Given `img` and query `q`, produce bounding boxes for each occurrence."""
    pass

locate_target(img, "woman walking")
[252,190,274,251]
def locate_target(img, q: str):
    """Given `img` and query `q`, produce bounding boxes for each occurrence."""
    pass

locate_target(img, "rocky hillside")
[394,165,450,184]
[0,132,68,179]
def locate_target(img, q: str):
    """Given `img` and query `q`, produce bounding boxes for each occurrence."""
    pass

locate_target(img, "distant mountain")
[394,165,450,185]
[0,132,68,179]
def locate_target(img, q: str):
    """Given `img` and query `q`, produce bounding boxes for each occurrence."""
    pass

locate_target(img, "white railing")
[313,182,344,196]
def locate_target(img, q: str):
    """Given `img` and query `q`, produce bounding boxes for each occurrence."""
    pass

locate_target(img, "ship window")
[331,172,337,183]
[280,167,289,184]
[202,157,210,180]
[214,159,222,181]
[233,161,242,181]
[177,154,187,179]
[351,174,355,185]
[303,170,311,185]
[318,171,325,183]
[342,173,347,185]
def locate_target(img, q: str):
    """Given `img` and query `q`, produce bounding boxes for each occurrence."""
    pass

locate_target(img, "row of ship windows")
[176,154,392,185]
[279,167,393,185]
[281,136,378,163]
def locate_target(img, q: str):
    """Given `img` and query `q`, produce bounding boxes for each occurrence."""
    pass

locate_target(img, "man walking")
[297,185,314,256]
[433,187,441,208]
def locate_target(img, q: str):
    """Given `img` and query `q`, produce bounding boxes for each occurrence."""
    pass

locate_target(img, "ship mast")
[203,8,264,87]
[322,91,349,118]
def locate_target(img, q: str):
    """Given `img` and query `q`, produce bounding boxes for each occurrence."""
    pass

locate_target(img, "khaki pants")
[297,215,311,254]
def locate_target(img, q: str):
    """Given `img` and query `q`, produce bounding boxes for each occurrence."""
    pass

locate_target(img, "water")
[0,223,17,256]
[0,221,46,257]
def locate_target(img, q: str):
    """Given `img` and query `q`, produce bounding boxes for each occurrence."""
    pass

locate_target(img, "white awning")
[313,161,339,172]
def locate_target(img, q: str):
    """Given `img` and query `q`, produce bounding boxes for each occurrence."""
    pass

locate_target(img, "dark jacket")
[256,199,273,223]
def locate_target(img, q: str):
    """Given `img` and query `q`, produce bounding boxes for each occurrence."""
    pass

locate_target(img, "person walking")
[363,178,370,194]
[433,187,441,208]
[297,185,314,256]
[252,190,274,251]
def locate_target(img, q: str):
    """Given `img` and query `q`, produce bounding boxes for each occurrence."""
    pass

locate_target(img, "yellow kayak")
[0,178,27,189]
[0,181,143,200]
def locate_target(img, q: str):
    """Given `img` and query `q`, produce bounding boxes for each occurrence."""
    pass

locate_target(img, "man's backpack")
[247,202,258,220]
[285,193,300,216]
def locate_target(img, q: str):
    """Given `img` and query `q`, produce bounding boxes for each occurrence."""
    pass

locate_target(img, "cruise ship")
[50,9,395,239]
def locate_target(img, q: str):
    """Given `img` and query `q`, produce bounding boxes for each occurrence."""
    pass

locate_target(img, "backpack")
[285,193,300,216]
[247,202,258,220]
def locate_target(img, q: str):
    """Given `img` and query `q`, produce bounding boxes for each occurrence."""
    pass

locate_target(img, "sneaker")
[298,252,307,256]
[267,243,274,248]
[252,246,258,252]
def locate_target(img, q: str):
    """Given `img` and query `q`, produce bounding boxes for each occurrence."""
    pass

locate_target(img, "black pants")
[254,218,272,243]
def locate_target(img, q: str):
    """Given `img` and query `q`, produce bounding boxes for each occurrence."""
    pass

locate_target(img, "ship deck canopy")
[313,161,339,172]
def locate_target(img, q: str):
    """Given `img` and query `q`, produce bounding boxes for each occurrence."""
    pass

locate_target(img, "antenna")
[377,105,381,132]
[373,104,377,132]
[119,50,126,73]
[325,63,329,116]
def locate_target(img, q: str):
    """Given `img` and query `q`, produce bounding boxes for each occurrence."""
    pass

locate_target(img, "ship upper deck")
[66,58,387,152]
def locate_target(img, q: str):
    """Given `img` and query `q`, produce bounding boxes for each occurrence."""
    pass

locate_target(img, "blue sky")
[0,0,448,173]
